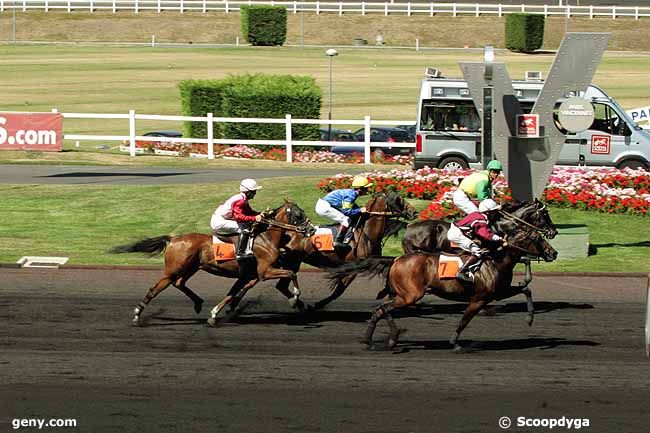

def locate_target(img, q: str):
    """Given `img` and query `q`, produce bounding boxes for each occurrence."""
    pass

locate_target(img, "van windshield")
[420,100,481,132]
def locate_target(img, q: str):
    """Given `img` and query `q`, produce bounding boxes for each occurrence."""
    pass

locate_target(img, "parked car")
[331,126,414,156]
[396,124,417,141]
[319,128,356,142]
[123,130,183,148]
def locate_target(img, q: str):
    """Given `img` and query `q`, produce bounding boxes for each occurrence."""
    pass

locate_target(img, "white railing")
[1,1,649,19]
[55,109,416,164]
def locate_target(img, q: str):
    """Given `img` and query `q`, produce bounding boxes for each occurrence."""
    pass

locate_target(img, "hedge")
[221,74,321,141]
[240,5,287,46]
[179,74,321,141]
[505,13,545,53]
[179,79,233,139]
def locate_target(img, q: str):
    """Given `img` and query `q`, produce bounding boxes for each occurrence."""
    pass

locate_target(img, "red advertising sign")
[0,112,63,152]
[516,114,539,138]
[591,134,611,155]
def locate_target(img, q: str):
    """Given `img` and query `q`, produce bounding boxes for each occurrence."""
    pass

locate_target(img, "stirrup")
[456,271,474,282]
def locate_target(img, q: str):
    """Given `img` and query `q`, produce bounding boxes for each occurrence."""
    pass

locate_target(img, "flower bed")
[317,166,649,218]
[121,142,413,165]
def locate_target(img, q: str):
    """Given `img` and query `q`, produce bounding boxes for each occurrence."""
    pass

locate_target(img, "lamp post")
[325,48,338,141]
[482,45,494,169]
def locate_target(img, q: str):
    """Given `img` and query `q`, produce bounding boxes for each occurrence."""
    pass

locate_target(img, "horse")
[401,199,558,254]
[270,191,420,311]
[327,227,558,351]
[109,200,312,326]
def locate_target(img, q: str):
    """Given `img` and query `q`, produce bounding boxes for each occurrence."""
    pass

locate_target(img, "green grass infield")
[1,177,647,273]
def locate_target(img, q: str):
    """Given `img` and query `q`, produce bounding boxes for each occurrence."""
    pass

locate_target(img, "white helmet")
[240,178,262,192]
[479,198,502,213]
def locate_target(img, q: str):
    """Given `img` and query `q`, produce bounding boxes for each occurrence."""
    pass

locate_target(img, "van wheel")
[616,159,647,170]
[439,157,468,172]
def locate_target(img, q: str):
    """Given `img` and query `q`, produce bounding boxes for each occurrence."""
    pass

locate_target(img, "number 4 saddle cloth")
[211,236,236,262]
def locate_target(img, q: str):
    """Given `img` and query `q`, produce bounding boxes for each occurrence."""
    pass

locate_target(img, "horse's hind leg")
[363,302,398,348]
[450,300,486,351]
[133,276,173,326]
[174,272,204,314]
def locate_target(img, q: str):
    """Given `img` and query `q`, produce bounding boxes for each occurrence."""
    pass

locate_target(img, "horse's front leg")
[207,276,255,327]
[450,300,487,352]
[522,287,534,326]
[261,267,304,311]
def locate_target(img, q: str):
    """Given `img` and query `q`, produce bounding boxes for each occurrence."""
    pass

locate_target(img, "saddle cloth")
[438,254,464,279]
[212,238,235,262]
[310,226,337,251]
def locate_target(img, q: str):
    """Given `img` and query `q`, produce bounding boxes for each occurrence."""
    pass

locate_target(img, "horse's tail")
[109,235,172,256]
[326,256,395,291]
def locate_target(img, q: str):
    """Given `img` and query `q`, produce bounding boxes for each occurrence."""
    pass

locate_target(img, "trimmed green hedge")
[240,5,287,46]
[179,74,321,141]
[179,79,232,139]
[505,13,545,53]
[222,74,321,141]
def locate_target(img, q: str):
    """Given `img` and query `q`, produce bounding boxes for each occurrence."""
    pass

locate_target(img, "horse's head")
[507,229,558,262]
[503,199,557,239]
[369,191,419,220]
[272,199,309,227]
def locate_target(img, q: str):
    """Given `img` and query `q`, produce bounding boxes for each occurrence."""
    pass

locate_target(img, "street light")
[325,48,338,141]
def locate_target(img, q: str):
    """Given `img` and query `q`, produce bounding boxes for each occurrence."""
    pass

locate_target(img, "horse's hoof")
[194,300,204,314]
[387,338,398,350]
[288,297,300,309]
[527,315,534,327]
[207,317,218,328]
[452,345,466,354]
[131,316,141,327]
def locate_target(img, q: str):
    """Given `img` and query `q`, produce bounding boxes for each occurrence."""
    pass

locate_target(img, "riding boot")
[457,255,480,282]
[236,229,253,259]
[334,225,348,248]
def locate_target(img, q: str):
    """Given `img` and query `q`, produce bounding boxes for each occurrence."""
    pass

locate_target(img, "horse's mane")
[384,219,408,240]
[501,200,528,212]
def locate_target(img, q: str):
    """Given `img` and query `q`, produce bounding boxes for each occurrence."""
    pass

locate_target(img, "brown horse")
[328,227,557,351]
[110,200,312,326]
[402,199,558,254]
[272,191,419,311]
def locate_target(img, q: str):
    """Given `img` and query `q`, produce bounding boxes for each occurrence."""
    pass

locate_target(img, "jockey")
[447,198,507,282]
[210,178,263,259]
[315,175,371,248]
[452,159,502,215]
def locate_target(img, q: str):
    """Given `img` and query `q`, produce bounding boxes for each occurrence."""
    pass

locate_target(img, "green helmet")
[487,160,503,171]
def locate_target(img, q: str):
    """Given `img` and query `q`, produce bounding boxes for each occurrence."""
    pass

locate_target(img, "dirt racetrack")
[1,267,648,433]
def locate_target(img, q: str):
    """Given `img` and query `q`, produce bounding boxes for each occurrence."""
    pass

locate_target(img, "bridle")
[259,204,315,235]
[498,203,555,238]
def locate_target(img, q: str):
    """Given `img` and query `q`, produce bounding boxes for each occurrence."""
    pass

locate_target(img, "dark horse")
[328,227,557,351]
[271,191,419,311]
[110,200,311,326]
[402,199,558,254]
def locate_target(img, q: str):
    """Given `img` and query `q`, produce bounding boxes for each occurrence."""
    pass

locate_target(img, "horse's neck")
[495,204,533,232]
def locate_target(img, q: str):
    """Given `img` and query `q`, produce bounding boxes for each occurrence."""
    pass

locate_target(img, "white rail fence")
[57,109,415,164]
[1,1,649,19]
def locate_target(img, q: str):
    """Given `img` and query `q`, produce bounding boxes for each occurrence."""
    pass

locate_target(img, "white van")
[414,70,650,170]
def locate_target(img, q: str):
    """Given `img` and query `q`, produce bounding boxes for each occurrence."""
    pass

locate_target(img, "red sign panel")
[591,134,611,155]
[516,114,539,138]
[0,112,63,152]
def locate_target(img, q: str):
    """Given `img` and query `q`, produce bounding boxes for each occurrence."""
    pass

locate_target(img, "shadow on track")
[136,301,594,327]
[391,337,601,353]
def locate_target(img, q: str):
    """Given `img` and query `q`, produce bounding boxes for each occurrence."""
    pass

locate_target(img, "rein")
[498,209,548,235]
[260,218,314,234]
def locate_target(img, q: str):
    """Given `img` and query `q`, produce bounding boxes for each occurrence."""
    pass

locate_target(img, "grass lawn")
[1,177,647,272]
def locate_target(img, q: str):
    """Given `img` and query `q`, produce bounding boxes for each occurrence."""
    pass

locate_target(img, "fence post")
[384,2,387,16]
[415,38,419,51]
[429,2,432,17]
[285,114,292,163]
[475,3,478,17]
[135,0,138,13]
[207,112,214,160]
[589,5,593,19]
[45,0,48,12]
[364,115,371,165]
[407,2,411,16]
[112,0,115,13]
[129,109,136,157]
[180,0,183,13]
[612,6,616,19]
[202,0,206,13]
[361,1,365,15]
[498,4,502,18]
